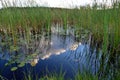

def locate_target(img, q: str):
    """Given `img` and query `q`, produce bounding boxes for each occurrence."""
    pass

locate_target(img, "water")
[0,25,99,80]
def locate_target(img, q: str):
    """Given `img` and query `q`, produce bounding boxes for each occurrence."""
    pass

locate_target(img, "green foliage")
[18,62,25,67]
[11,67,18,71]
[22,70,98,80]
[75,72,98,80]
[10,45,19,52]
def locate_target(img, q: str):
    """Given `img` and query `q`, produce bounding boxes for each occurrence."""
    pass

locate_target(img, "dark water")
[0,25,99,80]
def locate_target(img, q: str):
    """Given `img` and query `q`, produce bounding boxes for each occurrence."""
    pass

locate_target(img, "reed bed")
[0,4,120,42]
[0,0,120,80]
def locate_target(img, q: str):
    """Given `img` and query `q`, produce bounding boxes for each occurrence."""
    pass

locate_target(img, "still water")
[0,24,99,80]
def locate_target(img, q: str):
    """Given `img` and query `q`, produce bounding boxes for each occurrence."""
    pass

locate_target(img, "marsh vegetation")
[0,0,120,80]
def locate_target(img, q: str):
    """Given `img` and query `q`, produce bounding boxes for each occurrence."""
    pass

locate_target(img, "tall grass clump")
[75,73,98,80]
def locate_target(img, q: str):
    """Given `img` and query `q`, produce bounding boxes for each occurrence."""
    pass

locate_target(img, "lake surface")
[0,25,100,80]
